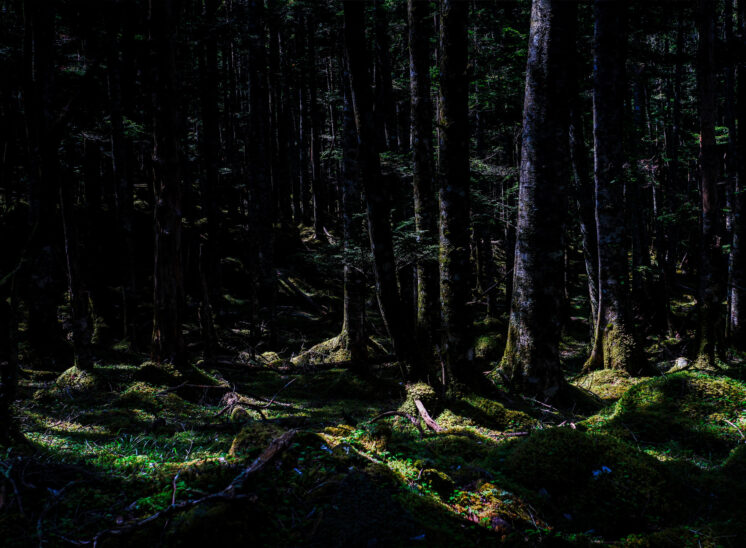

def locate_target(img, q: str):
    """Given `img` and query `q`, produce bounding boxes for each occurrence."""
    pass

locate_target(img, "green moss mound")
[503,428,683,535]
[229,422,287,458]
[441,395,536,431]
[584,372,746,462]
[399,382,440,417]
[291,335,352,366]
[115,382,188,414]
[572,369,645,403]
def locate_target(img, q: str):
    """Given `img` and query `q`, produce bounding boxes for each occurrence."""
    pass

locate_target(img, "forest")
[1,0,746,545]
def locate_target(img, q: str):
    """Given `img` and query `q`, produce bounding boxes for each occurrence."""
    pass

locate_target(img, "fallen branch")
[65,430,297,547]
[414,400,443,433]
[724,419,745,440]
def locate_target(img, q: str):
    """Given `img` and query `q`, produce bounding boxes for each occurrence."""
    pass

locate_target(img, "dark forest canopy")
[1,0,746,546]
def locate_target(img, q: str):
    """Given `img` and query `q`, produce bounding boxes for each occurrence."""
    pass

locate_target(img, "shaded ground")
[2,229,745,547]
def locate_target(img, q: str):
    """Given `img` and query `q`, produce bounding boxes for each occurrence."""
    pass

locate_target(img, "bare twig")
[723,419,745,440]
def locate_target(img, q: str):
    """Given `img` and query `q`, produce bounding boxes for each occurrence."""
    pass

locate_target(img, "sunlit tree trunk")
[497,0,573,400]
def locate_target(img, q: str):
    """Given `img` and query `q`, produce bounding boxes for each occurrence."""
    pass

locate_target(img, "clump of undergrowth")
[503,428,685,535]
[584,371,746,463]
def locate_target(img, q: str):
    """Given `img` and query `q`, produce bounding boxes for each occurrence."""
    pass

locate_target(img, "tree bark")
[585,0,649,376]
[150,0,186,369]
[22,0,68,369]
[340,69,367,365]
[409,0,440,357]
[343,1,413,366]
[248,0,277,347]
[695,0,722,367]
[731,0,746,348]
[374,0,399,152]
[438,0,475,388]
[497,0,573,400]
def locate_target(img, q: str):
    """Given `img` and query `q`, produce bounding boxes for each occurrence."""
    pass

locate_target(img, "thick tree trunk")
[438,0,475,388]
[409,0,440,356]
[497,0,572,400]
[695,0,722,367]
[150,0,186,369]
[585,0,648,376]
[343,1,412,366]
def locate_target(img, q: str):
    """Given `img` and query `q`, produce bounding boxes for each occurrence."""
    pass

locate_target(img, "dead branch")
[414,399,443,433]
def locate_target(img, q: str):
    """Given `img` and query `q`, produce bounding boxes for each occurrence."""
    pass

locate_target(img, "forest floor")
[2,229,746,547]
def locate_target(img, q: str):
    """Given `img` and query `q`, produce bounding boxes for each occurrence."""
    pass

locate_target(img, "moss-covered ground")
[2,230,745,547]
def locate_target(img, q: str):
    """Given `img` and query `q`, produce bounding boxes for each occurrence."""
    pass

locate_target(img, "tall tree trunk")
[438,0,474,388]
[374,0,399,152]
[308,14,325,240]
[731,0,746,348]
[198,0,221,357]
[106,3,138,350]
[569,104,599,335]
[343,0,412,367]
[248,0,277,346]
[585,0,648,375]
[22,0,68,369]
[409,0,440,359]
[695,0,722,368]
[60,173,93,370]
[340,70,367,365]
[150,0,186,369]
[497,0,572,400]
